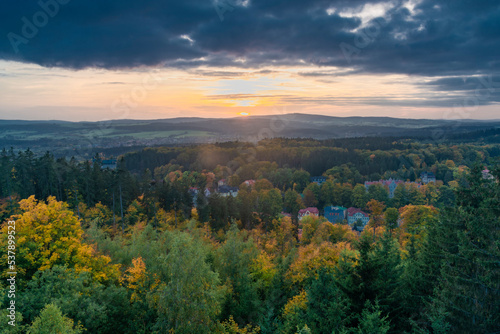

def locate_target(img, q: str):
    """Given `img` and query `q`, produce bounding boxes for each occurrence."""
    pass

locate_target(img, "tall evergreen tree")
[428,165,500,333]
[304,269,351,334]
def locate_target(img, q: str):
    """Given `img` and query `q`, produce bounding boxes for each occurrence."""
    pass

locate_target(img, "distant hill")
[1,113,499,157]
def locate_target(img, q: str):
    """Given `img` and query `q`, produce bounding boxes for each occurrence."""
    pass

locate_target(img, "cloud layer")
[0,0,498,76]
[1,0,499,114]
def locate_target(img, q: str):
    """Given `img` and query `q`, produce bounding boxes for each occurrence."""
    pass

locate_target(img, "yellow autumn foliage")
[281,290,308,333]
[122,257,147,302]
[217,315,261,334]
[1,196,120,283]
[250,251,277,289]
[287,241,352,285]
[397,204,439,250]
[283,290,308,318]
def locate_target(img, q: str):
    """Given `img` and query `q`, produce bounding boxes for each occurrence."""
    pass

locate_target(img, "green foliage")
[383,208,399,231]
[295,324,312,334]
[1,142,499,334]
[304,269,351,334]
[0,308,25,334]
[214,225,262,326]
[284,189,304,221]
[258,188,283,227]
[352,184,368,209]
[148,231,226,334]
[218,315,261,334]
[27,303,84,334]
[18,266,133,334]
[427,165,500,333]
[355,301,390,334]
[335,232,403,331]
[370,232,404,329]
[367,184,389,205]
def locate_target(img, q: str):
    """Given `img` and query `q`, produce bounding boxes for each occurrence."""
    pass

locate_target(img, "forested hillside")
[0,137,499,333]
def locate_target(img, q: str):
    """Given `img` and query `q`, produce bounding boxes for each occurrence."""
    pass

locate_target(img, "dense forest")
[0,137,499,333]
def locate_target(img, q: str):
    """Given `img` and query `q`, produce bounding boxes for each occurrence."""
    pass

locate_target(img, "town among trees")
[0,137,499,333]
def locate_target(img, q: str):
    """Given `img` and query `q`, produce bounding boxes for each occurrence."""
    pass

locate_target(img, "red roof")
[347,207,369,217]
[298,207,319,216]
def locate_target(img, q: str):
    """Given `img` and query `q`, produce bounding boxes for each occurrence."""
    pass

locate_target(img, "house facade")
[298,207,319,221]
[218,185,239,197]
[324,206,347,223]
[347,207,370,227]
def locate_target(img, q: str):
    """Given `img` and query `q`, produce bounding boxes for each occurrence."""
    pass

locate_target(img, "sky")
[0,0,499,121]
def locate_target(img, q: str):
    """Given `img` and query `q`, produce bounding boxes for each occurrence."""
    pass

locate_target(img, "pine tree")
[356,301,390,334]
[428,165,500,333]
[370,231,404,331]
[304,269,351,334]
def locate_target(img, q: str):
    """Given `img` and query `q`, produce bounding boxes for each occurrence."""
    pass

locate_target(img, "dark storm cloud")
[0,0,499,80]
[421,75,500,104]
[0,0,212,68]
[423,76,500,92]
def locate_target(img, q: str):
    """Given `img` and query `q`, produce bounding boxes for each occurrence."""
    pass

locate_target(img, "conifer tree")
[427,165,499,333]
[304,269,351,334]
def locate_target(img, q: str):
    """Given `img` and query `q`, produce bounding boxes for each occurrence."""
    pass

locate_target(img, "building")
[218,185,239,197]
[218,179,227,187]
[244,180,256,187]
[310,176,327,186]
[298,207,319,221]
[324,206,347,224]
[420,172,436,184]
[347,207,370,228]
[364,178,403,198]
[482,169,495,180]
